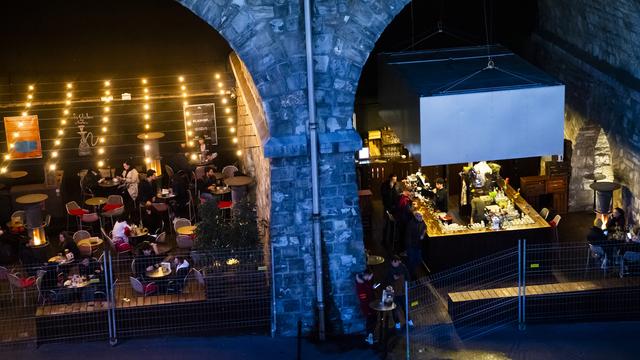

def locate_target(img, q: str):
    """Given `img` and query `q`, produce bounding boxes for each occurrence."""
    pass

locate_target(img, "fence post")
[521,239,527,330]
[270,243,276,338]
[405,280,410,360]
[106,250,118,345]
[517,239,521,327]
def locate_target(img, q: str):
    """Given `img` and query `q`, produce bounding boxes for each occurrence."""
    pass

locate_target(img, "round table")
[129,228,149,246]
[16,193,48,229]
[224,176,253,187]
[48,255,71,265]
[369,300,397,356]
[4,171,28,179]
[98,178,120,188]
[156,192,176,201]
[367,255,385,266]
[209,186,231,195]
[177,225,197,236]
[64,276,90,289]
[85,197,107,207]
[77,237,104,248]
[146,266,172,279]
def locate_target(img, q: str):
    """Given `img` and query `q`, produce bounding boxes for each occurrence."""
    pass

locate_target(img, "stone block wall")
[533,0,640,223]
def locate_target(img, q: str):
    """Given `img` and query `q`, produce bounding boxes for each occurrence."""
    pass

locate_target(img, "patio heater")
[589,181,621,226]
[137,132,165,176]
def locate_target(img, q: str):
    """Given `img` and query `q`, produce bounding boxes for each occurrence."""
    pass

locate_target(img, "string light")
[230,127,236,133]
[141,78,148,85]
[49,164,57,171]
[28,85,34,91]
[98,160,104,167]
[178,76,185,82]
[232,137,238,144]
[51,151,58,158]
[98,80,111,167]
[215,73,221,79]
[66,83,73,89]
[225,108,231,114]
[236,150,242,156]
[1,167,7,174]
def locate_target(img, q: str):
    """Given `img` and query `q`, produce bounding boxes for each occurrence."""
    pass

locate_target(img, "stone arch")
[176,0,412,336]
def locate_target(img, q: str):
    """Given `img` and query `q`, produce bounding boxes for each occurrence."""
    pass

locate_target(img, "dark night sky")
[0,0,232,85]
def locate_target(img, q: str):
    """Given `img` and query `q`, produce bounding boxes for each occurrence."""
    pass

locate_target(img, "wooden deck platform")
[448,277,640,303]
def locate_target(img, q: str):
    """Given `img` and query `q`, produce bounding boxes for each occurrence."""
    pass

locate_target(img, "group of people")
[587,207,640,269]
[355,255,414,345]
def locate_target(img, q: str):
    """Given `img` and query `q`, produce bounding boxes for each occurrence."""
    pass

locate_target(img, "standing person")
[380,174,399,214]
[394,190,413,255]
[385,255,413,329]
[355,268,376,345]
[405,211,426,279]
[118,158,139,220]
[470,192,486,224]
[171,170,190,218]
[433,178,448,213]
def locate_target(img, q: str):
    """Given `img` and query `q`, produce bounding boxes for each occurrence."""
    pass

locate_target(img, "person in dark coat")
[355,268,376,345]
[380,174,399,214]
[433,178,448,213]
[405,211,426,279]
[385,255,413,329]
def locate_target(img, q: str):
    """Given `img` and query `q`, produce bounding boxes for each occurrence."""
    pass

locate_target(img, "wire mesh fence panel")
[109,247,271,340]
[407,247,520,356]
[523,242,640,323]
[0,255,110,349]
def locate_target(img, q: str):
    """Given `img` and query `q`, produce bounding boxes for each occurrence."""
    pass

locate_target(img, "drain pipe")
[303,0,326,341]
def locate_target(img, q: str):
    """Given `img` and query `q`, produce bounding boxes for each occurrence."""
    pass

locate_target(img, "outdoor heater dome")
[590,181,621,214]
[378,45,565,166]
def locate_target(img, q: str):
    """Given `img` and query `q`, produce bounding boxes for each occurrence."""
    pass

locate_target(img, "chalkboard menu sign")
[184,103,217,145]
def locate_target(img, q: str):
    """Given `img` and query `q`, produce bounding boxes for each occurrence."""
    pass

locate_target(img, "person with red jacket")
[356,268,376,345]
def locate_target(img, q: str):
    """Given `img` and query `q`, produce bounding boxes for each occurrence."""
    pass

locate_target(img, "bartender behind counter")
[433,178,448,212]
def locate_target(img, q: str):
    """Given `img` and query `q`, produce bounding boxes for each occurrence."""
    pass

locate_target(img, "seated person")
[112,215,132,252]
[134,241,161,277]
[82,168,102,195]
[606,207,625,232]
[78,257,102,277]
[587,219,607,245]
[197,167,218,201]
[169,256,191,293]
[58,231,81,260]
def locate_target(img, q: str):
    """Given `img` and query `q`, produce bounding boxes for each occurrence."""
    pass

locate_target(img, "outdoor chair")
[130,276,157,297]
[36,273,59,306]
[549,214,561,242]
[176,235,194,250]
[221,165,238,179]
[193,268,205,290]
[102,195,125,227]
[173,218,191,233]
[66,201,89,230]
[539,207,549,220]
[7,272,36,307]
[78,242,92,257]
[73,230,91,243]
[619,251,640,278]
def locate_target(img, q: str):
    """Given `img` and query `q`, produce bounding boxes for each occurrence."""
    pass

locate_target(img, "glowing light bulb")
[18,122,24,127]
[98,160,104,167]
[104,80,111,87]
[144,114,150,119]
[145,157,151,164]
[145,124,150,129]
[225,108,231,114]
[66,100,71,106]
[181,85,186,91]
[25,102,31,108]
[0,167,6,174]
[105,90,111,96]
[67,83,73,89]
[228,117,233,123]
[178,76,184,82]
[222,98,228,104]
[183,101,188,106]
[54,140,61,146]
[236,150,242,156]
[144,104,149,110]
[190,153,197,160]
[187,121,192,127]
[58,129,64,135]
[100,138,105,143]
[144,88,149,93]
[144,144,150,151]
[185,111,190,116]
[103,116,109,122]
[4,154,10,160]
[12,132,19,138]
[49,164,56,171]
[63,109,69,115]
[182,92,187,98]
[230,127,236,133]
[27,94,33,99]
[21,112,27,116]
[187,131,193,136]
[28,85,34,91]
[219,90,225,95]
[232,137,238,144]
[217,82,223,88]
[142,78,147,84]
[66,92,72,98]
[61,119,67,125]
[144,95,149,100]
[215,73,221,79]
[98,148,105,154]
[102,127,107,133]
[52,151,58,158]
[188,141,194,147]
[104,107,110,112]
[9,143,14,149]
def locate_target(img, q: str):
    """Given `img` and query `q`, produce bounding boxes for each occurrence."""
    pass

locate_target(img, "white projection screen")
[419,85,565,166]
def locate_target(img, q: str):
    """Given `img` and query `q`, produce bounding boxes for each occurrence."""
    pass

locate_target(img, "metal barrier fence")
[0,247,271,348]
[405,240,640,358]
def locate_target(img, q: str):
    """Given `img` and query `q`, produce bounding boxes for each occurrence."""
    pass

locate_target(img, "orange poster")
[4,115,42,159]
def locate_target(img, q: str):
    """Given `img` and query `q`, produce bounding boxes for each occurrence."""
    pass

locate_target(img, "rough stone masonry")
[177,0,410,336]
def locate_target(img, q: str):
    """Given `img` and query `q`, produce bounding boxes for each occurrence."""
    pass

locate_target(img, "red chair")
[218,200,232,219]
[130,276,157,296]
[66,201,89,230]
[7,273,36,307]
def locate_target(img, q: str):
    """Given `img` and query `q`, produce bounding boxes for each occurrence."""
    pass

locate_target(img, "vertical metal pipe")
[303,0,326,340]
[270,240,277,337]
[404,280,410,360]
[522,239,527,329]
[103,249,113,342]
[517,239,522,326]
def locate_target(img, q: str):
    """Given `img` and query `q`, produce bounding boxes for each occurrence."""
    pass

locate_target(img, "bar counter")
[415,184,552,272]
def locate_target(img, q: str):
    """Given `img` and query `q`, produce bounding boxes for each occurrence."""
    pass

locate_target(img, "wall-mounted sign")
[184,103,217,145]
[4,115,42,159]
[73,112,98,156]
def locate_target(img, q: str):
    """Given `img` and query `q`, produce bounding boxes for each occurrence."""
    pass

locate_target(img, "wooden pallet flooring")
[449,277,640,303]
